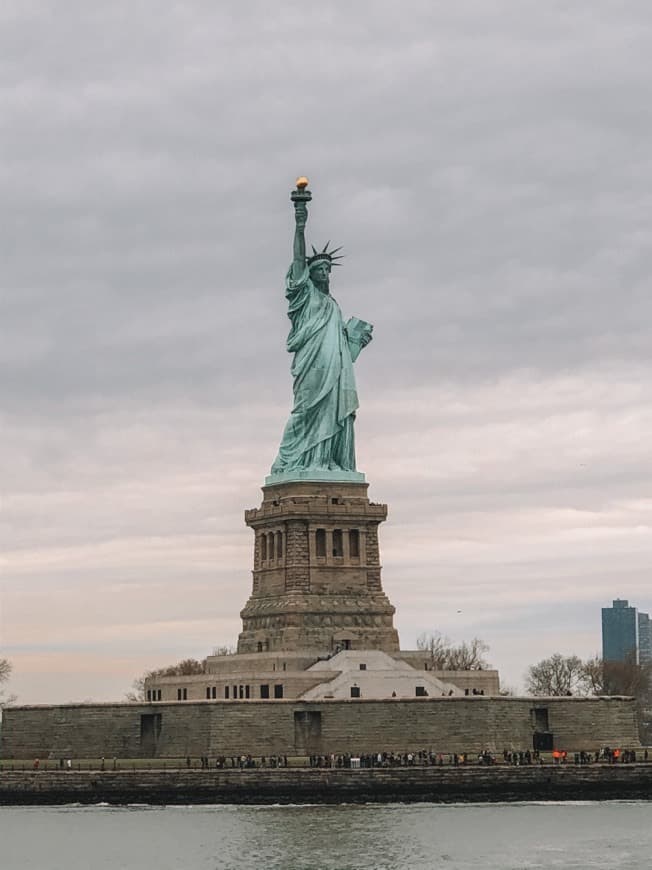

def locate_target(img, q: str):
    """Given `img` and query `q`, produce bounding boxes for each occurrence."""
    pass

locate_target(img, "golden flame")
[296,176,309,189]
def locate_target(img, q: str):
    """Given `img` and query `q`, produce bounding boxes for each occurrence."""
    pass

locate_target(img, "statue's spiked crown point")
[307,242,344,268]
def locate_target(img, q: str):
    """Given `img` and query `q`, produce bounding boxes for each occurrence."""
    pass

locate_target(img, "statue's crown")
[307,242,344,268]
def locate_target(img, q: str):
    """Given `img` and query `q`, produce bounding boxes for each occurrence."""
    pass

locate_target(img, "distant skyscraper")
[638,611,652,666]
[602,599,638,663]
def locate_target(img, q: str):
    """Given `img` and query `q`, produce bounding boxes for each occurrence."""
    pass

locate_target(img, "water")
[1,802,651,869]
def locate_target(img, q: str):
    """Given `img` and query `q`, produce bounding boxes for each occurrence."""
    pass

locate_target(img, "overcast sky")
[2,1,651,704]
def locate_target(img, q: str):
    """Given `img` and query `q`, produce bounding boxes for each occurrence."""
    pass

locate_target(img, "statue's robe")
[271,265,359,473]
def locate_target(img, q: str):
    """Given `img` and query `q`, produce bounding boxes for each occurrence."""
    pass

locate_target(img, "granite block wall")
[1,696,639,760]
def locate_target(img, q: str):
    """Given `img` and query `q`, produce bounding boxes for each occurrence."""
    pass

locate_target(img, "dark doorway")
[140,713,162,756]
[532,707,550,731]
[294,710,322,753]
[533,731,554,751]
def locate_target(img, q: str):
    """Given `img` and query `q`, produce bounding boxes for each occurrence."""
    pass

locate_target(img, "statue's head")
[309,259,331,292]
[307,242,343,294]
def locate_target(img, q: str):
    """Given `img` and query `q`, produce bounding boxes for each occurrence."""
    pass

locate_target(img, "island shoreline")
[2,765,651,806]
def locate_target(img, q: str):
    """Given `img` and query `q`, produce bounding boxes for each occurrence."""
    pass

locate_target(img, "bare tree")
[526,651,652,698]
[416,632,452,668]
[0,657,16,708]
[164,658,206,676]
[416,632,491,670]
[601,656,652,698]
[0,658,10,682]
[580,654,605,694]
[525,654,586,695]
[448,638,491,670]
[125,675,148,702]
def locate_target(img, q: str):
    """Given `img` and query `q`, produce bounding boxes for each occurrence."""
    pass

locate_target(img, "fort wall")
[1,695,639,760]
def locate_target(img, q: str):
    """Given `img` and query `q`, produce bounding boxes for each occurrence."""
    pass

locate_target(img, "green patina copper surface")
[267,180,373,485]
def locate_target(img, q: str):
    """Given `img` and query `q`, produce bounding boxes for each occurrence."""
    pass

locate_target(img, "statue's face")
[311,261,331,292]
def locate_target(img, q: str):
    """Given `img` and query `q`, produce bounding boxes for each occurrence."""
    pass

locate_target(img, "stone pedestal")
[237,480,399,655]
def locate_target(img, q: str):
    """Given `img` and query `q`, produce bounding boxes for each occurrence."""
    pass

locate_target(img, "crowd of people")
[591,747,641,764]
[308,750,533,768]
[199,755,289,769]
[307,747,650,769]
[18,746,649,771]
[550,747,645,764]
[310,751,480,768]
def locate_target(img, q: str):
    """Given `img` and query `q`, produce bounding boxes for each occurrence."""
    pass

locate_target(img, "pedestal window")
[349,529,360,558]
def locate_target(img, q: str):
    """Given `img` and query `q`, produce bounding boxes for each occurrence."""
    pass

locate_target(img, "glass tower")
[602,599,638,663]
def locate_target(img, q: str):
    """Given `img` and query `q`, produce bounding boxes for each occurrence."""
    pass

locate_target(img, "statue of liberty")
[268,178,373,482]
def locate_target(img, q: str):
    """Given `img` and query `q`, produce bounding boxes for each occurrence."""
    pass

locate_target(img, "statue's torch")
[291,176,312,207]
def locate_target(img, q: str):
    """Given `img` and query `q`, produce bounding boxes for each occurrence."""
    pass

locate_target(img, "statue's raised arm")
[268,178,372,484]
[290,177,310,281]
